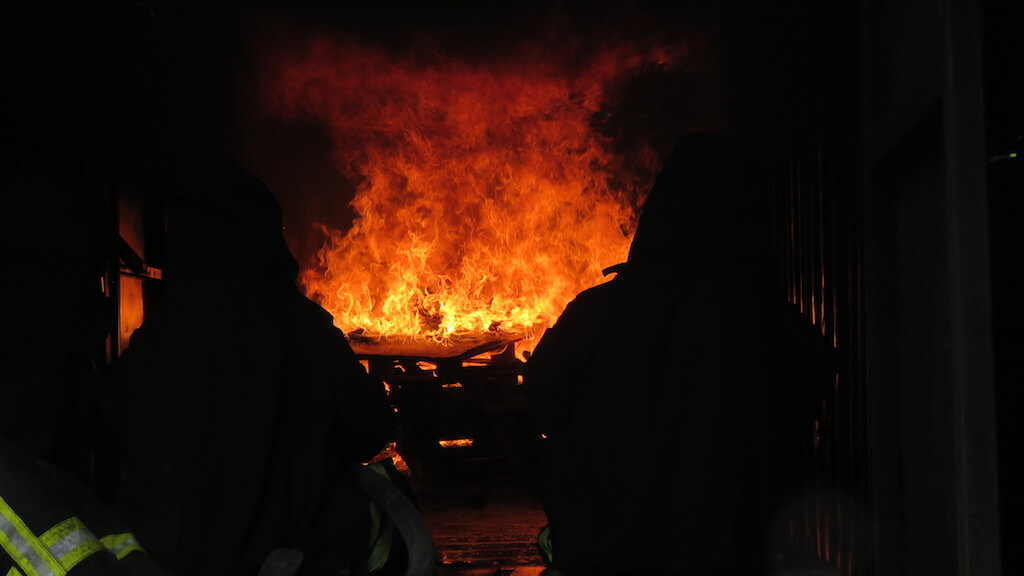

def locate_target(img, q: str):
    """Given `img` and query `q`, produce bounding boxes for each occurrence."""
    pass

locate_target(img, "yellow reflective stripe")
[367,501,382,544]
[0,495,63,576]
[366,507,393,575]
[365,463,393,574]
[367,463,389,479]
[537,524,553,565]
[99,534,144,560]
[0,525,40,576]
[38,519,76,551]
[7,567,24,576]
[39,518,103,571]
[365,464,388,545]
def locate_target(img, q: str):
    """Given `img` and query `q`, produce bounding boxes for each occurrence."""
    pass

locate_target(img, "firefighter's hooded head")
[167,163,298,282]
[626,132,768,279]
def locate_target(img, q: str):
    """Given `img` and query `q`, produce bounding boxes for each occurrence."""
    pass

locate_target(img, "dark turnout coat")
[524,133,775,576]
[0,164,110,479]
[104,166,394,576]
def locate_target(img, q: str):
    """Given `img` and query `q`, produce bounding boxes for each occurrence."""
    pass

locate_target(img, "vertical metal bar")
[943,2,1002,574]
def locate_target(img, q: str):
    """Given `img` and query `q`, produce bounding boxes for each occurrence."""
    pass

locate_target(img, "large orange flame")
[264,38,682,357]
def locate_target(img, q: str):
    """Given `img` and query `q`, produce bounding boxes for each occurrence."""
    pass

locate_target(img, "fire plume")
[264,38,683,356]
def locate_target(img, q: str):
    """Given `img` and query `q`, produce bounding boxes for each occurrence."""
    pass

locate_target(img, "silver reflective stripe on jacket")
[0,495,59,576]
[1,496,111,576]
[39,518,103,572]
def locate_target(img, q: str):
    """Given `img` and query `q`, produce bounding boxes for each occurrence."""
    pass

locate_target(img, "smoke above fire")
[260,30,692,356]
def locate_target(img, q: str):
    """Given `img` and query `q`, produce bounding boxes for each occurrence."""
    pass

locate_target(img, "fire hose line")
[356,465,437,576]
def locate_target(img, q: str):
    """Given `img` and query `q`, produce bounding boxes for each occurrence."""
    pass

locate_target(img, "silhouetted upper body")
[0,163,110,479]
[524,133,774,576]
[104,165,395,576]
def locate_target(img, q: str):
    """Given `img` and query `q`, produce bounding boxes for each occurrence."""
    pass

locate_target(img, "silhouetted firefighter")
[0,164,434,576]
[0,163,111,483]
[524,132,776,576]
[99,164,417,576]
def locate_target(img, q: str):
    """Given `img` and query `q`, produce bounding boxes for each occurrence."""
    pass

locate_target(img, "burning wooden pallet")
[354,334,538,485]
[348,330,520,363]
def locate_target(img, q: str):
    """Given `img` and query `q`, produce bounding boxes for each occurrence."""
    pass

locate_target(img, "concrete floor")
[415,475,549,574]
[403,452,550,575]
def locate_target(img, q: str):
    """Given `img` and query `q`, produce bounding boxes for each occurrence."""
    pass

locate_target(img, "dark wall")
[1,0,257,266]
[860,1,1000,575]
[725,1,1005,575]
[984,1,1024,574]
[721,1,870,573]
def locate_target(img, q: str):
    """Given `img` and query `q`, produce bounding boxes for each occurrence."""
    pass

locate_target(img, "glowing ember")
[264,38,683,355]
[438,438,475,449]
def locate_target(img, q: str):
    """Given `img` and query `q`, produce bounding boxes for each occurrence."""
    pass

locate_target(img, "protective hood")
[166,164,299,282]
[624,132,766,277]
